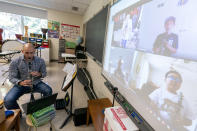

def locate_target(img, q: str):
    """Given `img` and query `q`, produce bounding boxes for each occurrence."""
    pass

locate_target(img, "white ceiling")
[2,0,93,15]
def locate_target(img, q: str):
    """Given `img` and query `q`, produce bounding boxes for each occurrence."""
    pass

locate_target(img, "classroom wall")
[0,0,83,60]
[83,0,109,23]
[48,9,83,60]
[83,0,118,103]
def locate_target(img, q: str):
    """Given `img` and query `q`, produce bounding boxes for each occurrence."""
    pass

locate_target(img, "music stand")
[59,63,77,129]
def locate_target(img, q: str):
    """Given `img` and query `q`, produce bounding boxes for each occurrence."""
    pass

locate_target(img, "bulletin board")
[61,24,80,40]
[48,20,60,38]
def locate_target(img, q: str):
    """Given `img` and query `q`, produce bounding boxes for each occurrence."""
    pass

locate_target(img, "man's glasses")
[167,76,181,83]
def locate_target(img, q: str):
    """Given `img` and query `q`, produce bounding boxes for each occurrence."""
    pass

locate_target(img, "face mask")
[168,27,175,34]
[168,24,175,34]
[76,36,82,45]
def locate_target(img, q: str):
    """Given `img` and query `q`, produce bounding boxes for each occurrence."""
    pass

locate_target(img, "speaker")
[55,92,70,110]
[73,107,92,126]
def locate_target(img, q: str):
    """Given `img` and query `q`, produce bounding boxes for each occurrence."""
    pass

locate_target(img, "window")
[0,12,22,39]
[0,12,47,39]
[23,16,47,34]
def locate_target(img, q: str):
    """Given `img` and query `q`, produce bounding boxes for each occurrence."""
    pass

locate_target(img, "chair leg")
[50,121,55,131]
[28,126,31,131]
[33,127,37,131]
[2,75,8,86]
[50,121,52,131]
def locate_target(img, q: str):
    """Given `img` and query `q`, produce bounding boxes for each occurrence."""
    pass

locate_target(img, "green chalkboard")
[85,5,109,64]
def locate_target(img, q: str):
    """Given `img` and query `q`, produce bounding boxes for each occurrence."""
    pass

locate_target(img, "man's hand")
[19,80,32,87]
[163,40,169,46]
[164,41,177,53]
[30,71,41,77]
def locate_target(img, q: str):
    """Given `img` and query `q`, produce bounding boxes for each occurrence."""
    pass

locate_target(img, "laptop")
[22,93,58,114]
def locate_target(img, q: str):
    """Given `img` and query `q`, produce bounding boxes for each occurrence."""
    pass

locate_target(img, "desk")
[86,98,112,131]
[0,51,20,63]
[0,109,21,131]
[61,53,88,68]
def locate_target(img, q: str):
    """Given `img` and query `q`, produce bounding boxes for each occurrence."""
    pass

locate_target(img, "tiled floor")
[0,62,94,131]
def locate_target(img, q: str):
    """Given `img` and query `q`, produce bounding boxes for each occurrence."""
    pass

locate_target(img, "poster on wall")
[48,29,59,38]
[61,23,80,40]
[48,20,60,38]
[48,20,60,31]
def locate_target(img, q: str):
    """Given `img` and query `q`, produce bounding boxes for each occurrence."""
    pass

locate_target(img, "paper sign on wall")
[61,23,80,40]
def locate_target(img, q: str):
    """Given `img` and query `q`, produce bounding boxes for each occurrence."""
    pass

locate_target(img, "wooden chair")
[26,115,54,131]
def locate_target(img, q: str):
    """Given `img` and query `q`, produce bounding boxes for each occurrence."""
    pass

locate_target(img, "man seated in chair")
[4,43,52,110]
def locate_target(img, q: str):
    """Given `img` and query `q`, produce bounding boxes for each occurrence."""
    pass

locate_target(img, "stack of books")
[29,105,56,127]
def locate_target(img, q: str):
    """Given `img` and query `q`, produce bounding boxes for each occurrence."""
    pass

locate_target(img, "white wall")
[87,56,112,98]
[0,0,83,60]
[83,0,109,23]
[48,9,83,60]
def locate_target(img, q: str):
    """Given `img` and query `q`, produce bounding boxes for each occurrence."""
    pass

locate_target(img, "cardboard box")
[103,106,138,131]
[65,48,75,54]
[0,100,5,124]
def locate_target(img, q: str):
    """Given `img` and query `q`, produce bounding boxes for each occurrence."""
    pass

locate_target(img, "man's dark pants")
[4,81,52,109]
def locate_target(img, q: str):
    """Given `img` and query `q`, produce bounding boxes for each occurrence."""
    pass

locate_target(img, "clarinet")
[28,62,35,101]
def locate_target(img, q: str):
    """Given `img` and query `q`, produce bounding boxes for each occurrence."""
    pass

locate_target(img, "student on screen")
[152,16,178,56]
[114,59,126,84]
[178,0,189,6]
[149,70,193,129]
[121,14,133,48]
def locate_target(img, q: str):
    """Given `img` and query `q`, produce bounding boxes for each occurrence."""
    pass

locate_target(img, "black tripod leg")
[50,121,52,131]
[30,93,35,102]
[59,79,75,129]
[2,76,7,86]
[64,107,69,114]
[59,113,72,129]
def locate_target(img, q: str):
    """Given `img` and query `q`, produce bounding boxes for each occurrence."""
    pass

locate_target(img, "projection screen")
[102,0,197,130]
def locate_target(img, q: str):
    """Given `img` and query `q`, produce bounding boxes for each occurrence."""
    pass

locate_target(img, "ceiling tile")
[2,0,93,15]
[72,1,88,9]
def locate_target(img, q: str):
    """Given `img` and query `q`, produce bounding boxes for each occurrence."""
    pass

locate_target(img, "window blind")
[0,1,47,19]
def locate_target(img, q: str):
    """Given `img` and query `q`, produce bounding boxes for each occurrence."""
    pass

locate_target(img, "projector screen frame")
[102,0,197,130]
[101,0,170,130]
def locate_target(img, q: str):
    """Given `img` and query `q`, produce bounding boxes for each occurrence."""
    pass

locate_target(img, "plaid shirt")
[9,55,47,85]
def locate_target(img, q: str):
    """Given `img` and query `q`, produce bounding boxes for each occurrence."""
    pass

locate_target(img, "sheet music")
[62,63,77,90]
[62,62,74,73]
